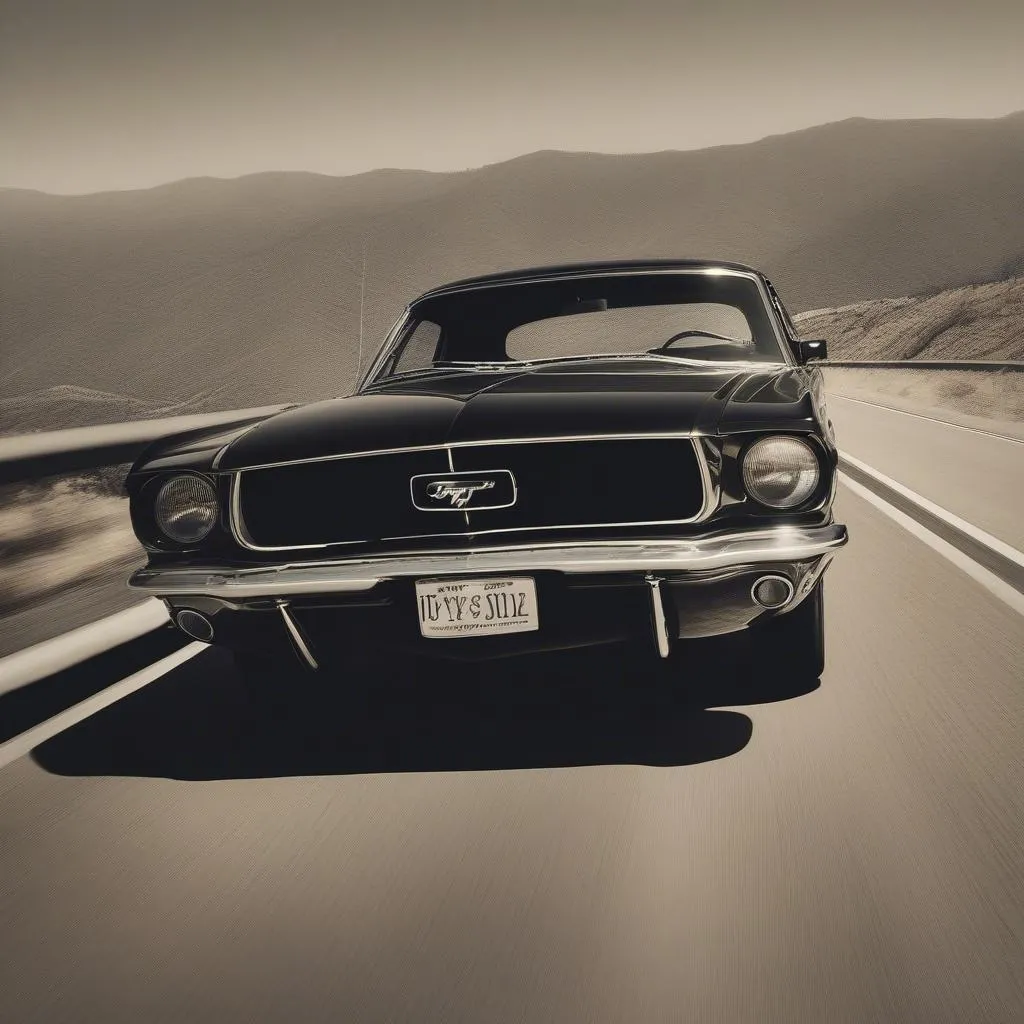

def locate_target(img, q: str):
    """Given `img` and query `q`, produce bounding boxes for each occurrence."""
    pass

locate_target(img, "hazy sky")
[3,0,1023,194]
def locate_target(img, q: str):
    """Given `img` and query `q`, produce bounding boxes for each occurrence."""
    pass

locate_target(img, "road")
[828,394,1024,550]
[1,477,1022,1023]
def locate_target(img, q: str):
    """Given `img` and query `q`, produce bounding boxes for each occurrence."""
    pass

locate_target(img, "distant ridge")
[6,110,1023,198]
[2,112,1022,415]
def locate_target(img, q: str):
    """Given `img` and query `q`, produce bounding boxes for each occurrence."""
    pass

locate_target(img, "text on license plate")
[415,577,539,638]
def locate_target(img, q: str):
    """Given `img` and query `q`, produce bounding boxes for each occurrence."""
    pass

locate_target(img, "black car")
[126,260,848,701]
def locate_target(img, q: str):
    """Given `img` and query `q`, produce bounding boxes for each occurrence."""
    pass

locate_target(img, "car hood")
[202,360,819,472]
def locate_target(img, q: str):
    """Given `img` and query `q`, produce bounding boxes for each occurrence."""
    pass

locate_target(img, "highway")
[1,409,1022,1022]
[828,393,1024,550]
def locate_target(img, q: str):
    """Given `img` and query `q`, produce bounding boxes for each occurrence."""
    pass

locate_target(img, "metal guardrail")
[823,360,1024,371]
[0,404,290,485]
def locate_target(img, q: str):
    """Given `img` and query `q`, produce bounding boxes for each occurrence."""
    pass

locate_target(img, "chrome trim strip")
[227,430,704,473]
[277,601,319,669]
[229,434,718,552]
[420,266,757,298]
[644,575,671,659]
[229,475,265,550]
[128,524,848,600]
[444,447,472,529]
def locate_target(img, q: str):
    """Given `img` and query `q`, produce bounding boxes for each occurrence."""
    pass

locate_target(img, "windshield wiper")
[501,352,764,370]
[370,352,782,386]
[363,366,468,386]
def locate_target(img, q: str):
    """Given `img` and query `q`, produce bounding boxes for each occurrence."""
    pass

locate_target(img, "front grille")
[236,448,458,548]
[457,438,705,532]
[235,437,706,550]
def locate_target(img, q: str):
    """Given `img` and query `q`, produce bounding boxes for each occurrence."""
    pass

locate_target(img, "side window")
[392,320,442,374]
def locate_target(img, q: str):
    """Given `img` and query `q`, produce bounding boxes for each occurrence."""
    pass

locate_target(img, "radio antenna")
[356,244,367,380]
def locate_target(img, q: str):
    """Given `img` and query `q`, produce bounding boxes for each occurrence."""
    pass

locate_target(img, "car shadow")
[32,636,820,781]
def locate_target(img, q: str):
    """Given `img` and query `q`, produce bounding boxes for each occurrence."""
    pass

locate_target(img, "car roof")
[413,259,766,302]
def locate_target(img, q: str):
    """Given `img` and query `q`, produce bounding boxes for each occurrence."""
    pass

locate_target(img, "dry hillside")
[794,275,1024,361]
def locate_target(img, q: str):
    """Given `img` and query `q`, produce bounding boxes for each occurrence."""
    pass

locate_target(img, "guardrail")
[822,360,1024,371]
[0,404,291,485]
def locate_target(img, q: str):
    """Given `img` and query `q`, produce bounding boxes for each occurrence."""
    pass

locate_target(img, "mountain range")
[2,111,1022,419]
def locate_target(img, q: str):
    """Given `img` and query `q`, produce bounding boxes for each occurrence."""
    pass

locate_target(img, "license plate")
[415,577,539,638]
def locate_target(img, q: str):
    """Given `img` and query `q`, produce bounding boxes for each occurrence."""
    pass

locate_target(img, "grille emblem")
[410,470,517,511]
[425,479,495,508]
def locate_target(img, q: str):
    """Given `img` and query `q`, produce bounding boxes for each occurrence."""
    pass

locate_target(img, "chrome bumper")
[128,524,847,600]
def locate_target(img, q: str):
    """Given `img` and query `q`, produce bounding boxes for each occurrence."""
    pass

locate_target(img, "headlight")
[153,475,219,544]
[741,436,820,509]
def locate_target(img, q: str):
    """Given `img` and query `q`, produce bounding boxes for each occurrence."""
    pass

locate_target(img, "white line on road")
[838,450,1024,571]
[838,475,1024,617]
[0,642,206,771]
[0,599,170,697]
[829,394,1024,444]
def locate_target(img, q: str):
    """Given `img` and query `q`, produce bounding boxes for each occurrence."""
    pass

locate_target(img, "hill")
[2,112,1023,416]
[794,274,1024,361]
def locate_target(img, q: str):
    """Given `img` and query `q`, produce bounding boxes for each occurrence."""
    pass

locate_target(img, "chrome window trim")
[413,266,756,300]
[357,307,414,392]
[358,268,793,392]
[228,433,719,553]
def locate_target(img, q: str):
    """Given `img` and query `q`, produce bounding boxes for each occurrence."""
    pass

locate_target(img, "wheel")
[747,580,825,681]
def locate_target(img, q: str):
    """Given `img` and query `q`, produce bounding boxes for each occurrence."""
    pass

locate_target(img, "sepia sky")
[2,0,1023,194]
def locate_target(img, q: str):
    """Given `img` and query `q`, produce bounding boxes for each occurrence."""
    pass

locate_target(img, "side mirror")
[796,338,827,364]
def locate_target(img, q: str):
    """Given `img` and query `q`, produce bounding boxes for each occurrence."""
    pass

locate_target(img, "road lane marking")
[839,450,1024,572]
[829,393,1024,444]
[0,642,206,771]
[838,475,1024,617]
[0,599,169,697]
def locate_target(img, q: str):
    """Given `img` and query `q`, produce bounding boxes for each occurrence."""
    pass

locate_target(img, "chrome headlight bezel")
[741,435,822,510]
[151,473,220,545]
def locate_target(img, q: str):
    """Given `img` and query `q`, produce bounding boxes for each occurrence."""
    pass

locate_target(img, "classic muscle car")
[126,260,848,701]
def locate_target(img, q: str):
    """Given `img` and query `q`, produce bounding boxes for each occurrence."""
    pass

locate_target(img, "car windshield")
[372,272,789,382]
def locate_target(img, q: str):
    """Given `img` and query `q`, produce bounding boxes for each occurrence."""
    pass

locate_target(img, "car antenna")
[356,244,367,380]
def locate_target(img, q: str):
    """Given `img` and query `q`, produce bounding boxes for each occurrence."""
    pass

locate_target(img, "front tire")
[747,581,825,680]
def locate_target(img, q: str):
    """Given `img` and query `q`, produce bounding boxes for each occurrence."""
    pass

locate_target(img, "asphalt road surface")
[1,477,1022,1024]
[828,394,1024,550]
